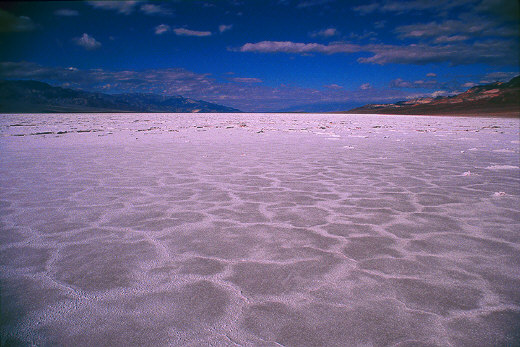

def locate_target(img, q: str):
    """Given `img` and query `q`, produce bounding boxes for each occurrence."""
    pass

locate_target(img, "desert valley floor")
[1,113,519,346]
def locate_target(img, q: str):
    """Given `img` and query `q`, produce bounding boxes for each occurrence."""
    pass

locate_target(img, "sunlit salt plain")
[1,113,519,346]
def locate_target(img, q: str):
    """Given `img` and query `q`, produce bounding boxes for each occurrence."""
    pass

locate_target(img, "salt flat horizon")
[1,112,519,346]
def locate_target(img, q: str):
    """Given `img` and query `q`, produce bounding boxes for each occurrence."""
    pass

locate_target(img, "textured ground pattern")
[1,113,519,346]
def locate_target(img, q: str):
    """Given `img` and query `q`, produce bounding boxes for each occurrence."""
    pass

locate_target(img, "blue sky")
[0,0,518,111]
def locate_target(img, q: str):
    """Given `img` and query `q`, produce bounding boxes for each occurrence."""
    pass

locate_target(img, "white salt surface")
[486,164,520,170]
[1,113,519,346]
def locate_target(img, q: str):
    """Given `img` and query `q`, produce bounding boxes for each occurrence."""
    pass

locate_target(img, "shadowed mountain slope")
[0,80,240,113]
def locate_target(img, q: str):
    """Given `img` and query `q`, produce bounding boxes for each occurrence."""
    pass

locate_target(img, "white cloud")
[174,28,212,37]
[235,39,518,66]
[54,9,79,16]
[73,33,101,50]
[87,1,140,15]
[426,73,437,77]
[237,41,360,54]
[462,82,477,88]
[360,83,372,90]
[155,24,170,35]
[309,28,338,38]
[219,24,233,33]
[235,37,518,66]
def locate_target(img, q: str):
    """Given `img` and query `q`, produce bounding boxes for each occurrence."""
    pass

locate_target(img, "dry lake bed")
[1,113,519,346]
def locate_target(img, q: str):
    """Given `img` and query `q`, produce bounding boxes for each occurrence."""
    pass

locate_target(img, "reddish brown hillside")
[347,76,519,117]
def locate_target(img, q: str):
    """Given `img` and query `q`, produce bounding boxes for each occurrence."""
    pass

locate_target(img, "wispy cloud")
[430,90,453,97]
[237,41,360,54]
[389,77,464,91]
[231,77,262,83]
[355,0,518,18]
[174,28,212,37]
[155,24,170,35]
[389,78,414,88]
[236,39,518,66]
[479,71,519,83]
[0,61,419,111]
[462,82,477,88]
[358,41,518,65]
[0,62,213,96]
[0,9,36,32]
[349,0,519,66]
[309,28,338,38]
[348,30,377,40]
[395,19,516,40]
[324,84,343,89]
[352,3,378,14]
[357,0,518,44]
[140,3,173,16]
[219,24,233,33]
[54,9,79,16]
[87,1,141,15]
[433,35,469,43]
[297,0,335,8]
[88,1,173,16]
[73,33,101,50]
[353,0,474,14]
[1,61,515,112]
[388,72,518,93]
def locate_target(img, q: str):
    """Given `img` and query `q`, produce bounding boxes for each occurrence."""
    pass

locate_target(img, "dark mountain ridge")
[0,80,240,113]
[347,75,520,117]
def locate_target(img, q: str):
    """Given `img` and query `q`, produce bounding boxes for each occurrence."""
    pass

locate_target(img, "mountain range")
[1,77,518,116]
[347,76,519,117]
[0,80,240,113]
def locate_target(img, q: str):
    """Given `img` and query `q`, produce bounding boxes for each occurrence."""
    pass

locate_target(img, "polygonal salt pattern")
[1,113,519,346]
